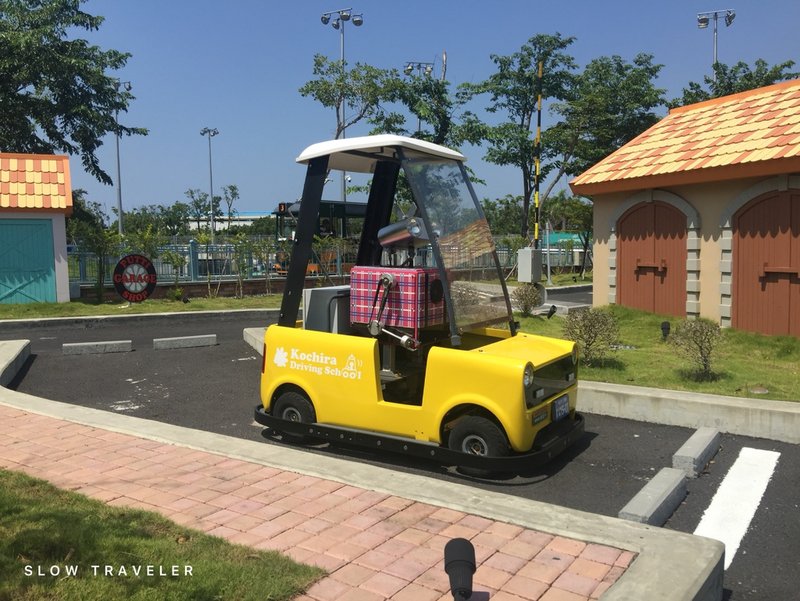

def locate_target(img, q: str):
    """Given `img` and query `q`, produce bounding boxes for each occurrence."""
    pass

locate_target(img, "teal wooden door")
[0,219,56,303]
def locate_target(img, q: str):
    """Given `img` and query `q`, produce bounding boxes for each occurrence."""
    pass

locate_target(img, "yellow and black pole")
[533,60,542,250]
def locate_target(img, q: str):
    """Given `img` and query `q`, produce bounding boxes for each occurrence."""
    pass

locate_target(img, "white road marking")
[693,446,780,570]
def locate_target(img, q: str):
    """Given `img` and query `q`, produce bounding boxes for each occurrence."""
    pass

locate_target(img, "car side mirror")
[377,217,436,248]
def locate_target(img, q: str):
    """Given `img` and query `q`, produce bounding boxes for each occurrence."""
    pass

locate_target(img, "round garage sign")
[113,254,157,302]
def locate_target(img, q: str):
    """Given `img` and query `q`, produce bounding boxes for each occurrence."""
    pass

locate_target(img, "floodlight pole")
[697,9,736,78]
[114,80,132,236]
[320,8,364,237]
[200,127,219,243]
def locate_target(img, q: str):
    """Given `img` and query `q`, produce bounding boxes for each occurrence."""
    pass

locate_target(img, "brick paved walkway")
[0,405,633,600]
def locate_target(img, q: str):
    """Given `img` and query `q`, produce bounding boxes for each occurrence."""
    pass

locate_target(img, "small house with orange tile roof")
[0,153,73,303]
[570,79,800,337]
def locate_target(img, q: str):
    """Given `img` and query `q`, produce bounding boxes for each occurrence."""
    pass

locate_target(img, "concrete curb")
[62,340,133,355]
[0,337,723,601]
[673,428,721,478]
[0,308,280,332]
[618,467,687,526]
[0,339,29,388]
[579,380,800,444]
[153,334,217,350]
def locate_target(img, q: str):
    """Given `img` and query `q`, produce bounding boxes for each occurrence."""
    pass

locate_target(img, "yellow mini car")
[255,135,584,473]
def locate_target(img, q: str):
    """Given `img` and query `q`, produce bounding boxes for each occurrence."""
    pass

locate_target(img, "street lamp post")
[697,9,736,76]
[403,61,434,133]
[199,127,219,243]
[320,7,364,236]
[114,80,132,236]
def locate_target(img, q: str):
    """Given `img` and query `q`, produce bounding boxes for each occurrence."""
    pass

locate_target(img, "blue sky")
[69,0,799,217]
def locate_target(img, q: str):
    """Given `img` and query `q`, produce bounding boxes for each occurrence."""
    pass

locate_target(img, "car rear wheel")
[272,391,316,442]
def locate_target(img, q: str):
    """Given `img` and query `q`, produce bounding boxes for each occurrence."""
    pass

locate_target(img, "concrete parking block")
[62,340,132,355]
[153,334,217,350]
[673,427,721,478]
[618,467,687,526]
[243,327,265,353]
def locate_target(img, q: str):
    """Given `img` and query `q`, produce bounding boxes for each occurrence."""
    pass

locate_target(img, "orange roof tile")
[0,153,72,214]
[570,79,800,195]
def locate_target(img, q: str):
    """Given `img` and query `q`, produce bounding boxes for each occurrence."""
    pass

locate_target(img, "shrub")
[669,318,722,380]
[450,282,483,306]
[167,286,184,302]
[562,307,619,366]
[512,283,542,317]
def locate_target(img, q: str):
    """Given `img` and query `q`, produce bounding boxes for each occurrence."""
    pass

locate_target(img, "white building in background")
[188,210,275,231]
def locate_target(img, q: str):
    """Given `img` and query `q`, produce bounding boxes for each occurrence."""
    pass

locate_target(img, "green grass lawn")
[0,470,323,601]
[518,305,800,402]
[506,270,592,288]
[0,295,282,320]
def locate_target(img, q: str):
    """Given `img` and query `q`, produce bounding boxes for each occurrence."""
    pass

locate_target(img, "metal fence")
[67,237,587,285]
[67,240,359,284]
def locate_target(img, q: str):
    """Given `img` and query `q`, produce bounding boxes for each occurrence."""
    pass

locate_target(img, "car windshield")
[402,157,511,331]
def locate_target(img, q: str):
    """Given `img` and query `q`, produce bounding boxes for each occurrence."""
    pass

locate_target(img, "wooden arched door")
[617,202,687,317]
[733,190,800,336]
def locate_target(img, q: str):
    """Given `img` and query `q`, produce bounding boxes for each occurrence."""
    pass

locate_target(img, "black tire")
[272,391,316,442]
[448,416,509,457]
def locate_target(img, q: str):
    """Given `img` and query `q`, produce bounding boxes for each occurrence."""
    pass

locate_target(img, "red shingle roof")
[0,153,73,213]
[570,79,800,195]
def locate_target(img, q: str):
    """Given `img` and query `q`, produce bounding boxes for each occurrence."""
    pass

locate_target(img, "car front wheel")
[448,416,509,457]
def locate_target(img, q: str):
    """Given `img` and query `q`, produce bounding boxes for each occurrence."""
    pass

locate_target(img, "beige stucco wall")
[588,173,800,326]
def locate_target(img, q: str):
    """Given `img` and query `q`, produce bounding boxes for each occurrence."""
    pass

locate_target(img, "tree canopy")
[466,33,578,239]
[548,53,665,186]
[670,59,799,108]
[0,0,147,184]
[370,70,486,150]
[299,54,401,139]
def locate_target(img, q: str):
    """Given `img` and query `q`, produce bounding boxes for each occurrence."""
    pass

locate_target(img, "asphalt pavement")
[2,302,798,599]
[4,312,694,518]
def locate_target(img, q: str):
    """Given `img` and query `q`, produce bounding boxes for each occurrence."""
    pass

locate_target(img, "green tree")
[185,189,209,231]
[120,204,162,236]
[160,202,191,238]
[548,53,665,190]
[671,59,799,107]
[299,54,401,139]
[542,190,593,277]
[232,233,252,298]
[246,216,277,237]
[66,189,120,302]
[481,195,526,236]
[467,33,578,239]
[371,71,485,149]
[0,0,147,183]
[221,184,239,230]
[124,223,164,260]
[160,248,186,300]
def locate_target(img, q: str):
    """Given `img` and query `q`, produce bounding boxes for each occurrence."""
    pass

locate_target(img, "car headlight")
[523,363,545,409]
[523,363,534,388]
[571,344,579,365]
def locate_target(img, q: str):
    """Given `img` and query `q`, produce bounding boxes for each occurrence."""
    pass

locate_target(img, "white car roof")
[295,134,465,173]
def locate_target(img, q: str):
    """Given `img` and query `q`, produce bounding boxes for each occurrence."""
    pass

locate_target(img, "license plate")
[552,395,570,422]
